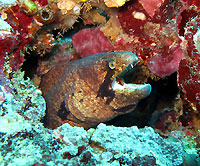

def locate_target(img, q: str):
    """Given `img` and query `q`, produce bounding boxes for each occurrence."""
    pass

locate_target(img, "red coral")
[118,0,150,38]
[178,16,200,112]
[0,30,19,75]
[6,6,33,34]
[117,0,184,78]
[178,4,200,36]
[72,27,114,58]
[0,33,19,56]
[0,5,34,75]
[118,0,183,38]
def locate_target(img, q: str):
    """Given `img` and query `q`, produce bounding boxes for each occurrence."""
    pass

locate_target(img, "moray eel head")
[40,51,151,129]
[96,51,151,113]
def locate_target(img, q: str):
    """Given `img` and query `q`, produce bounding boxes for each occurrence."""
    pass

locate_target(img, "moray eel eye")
[108,60,116,69]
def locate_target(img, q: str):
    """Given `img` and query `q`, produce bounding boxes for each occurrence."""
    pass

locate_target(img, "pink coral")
[72,27,114,58]
[0,5,33,75]
[138,0,163,18]
[147,47,184,78]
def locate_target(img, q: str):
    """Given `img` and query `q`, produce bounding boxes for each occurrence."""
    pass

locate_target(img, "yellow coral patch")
[104,0,129,8]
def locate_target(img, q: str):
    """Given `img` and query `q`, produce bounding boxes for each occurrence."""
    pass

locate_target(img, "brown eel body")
[40,51,151,129]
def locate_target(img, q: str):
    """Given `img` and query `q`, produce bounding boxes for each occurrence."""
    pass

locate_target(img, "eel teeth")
[111,77,151,91]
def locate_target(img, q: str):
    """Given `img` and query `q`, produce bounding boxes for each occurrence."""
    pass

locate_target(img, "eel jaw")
[111,61,152,96]
[111,77,151,93]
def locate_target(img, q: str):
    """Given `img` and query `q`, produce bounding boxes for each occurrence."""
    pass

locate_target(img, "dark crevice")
[105,72,179,128]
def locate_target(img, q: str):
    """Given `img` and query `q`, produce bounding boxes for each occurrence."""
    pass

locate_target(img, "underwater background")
[0,0,200,165]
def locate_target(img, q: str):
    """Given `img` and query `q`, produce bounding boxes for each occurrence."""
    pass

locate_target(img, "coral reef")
[0,0,83,77]
[178,16,200,112]
[0,117,185,166]
[0,70,46,121]
[117,0,184,78]
[0,0,200,165]
[91,123,183,166]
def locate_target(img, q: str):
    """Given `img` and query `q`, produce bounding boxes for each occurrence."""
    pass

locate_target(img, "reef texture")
[0,0,82,79]
[178,16,200,112]
[0,0,200,165]
[115,0,185,78]
[0,70,46,122]
[0,114,185,166]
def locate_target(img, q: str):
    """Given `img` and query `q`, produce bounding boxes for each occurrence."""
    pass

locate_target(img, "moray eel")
[40,51,151,129]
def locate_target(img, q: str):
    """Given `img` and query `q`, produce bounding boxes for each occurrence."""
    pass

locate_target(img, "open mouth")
[111,61,152,93]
